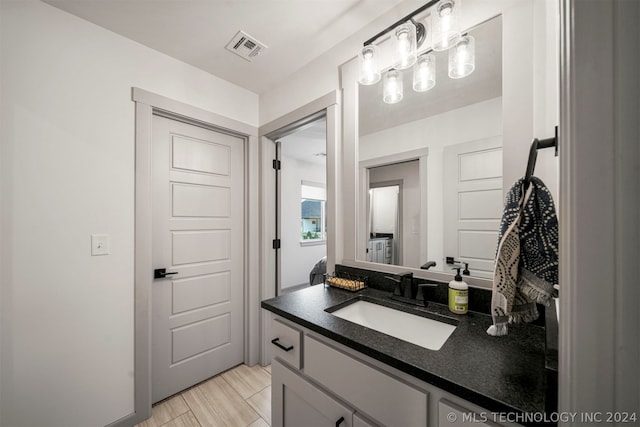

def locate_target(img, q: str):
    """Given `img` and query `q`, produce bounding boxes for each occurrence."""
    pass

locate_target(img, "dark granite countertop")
[262,284,555,425]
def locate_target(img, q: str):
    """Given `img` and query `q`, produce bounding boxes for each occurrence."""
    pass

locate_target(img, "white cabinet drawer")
[354,413,378,427]
[305,335,428,427]
[438,400,500,427]
[271,318,302,369]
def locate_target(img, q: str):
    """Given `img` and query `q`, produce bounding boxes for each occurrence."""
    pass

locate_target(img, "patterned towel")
[487,177,558,336]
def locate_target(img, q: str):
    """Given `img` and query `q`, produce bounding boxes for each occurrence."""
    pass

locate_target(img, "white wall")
[359,97,502,160]
[280,155,326,289]
[532,0,559,204]
[501,0,559,203]
[0,1,258,426]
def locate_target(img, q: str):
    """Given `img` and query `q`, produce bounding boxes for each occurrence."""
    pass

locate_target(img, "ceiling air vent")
[225,30,267,62]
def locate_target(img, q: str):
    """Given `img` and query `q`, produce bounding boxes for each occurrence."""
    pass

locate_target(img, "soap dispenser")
[448,268,468,314]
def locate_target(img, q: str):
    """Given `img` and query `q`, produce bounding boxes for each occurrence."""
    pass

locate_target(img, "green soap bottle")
[448,267,468,314]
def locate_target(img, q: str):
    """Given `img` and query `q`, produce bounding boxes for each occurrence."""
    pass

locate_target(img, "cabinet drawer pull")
[271,337,294,352]
[335,416,345,426]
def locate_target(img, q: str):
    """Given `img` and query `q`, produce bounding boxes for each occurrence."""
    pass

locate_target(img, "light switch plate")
[91,234,110,256]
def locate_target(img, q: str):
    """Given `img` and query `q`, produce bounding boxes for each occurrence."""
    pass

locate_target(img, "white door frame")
[558,0,640,421]
[368,181,403,265]
[258,91,341,366]
[120,88,259,427]
[271,115,327,296]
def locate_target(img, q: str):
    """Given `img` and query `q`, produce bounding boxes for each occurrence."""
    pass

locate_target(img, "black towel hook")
[523,126,558,192]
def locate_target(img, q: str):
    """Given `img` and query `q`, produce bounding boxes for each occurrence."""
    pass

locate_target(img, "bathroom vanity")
[367,236,393,264]
[262,281,557,427]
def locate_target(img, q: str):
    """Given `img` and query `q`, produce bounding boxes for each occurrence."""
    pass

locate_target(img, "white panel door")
[152,115,244,403]
[444,137,502,279]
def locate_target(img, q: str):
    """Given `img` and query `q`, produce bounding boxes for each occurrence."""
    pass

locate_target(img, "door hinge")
[272,159,281,170]
[272,239,281,250]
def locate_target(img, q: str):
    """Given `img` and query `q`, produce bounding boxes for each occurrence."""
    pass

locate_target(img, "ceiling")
[280,117,327,166]
[43,0,407,94]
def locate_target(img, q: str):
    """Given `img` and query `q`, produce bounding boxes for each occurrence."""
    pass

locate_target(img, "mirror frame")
[339,1,541,288]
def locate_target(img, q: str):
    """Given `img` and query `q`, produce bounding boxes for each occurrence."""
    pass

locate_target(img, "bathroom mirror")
[358,16,503,279]
[340,1,559,286]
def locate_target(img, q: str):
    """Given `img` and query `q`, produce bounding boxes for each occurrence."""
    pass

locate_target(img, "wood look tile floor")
[136,364,271,427]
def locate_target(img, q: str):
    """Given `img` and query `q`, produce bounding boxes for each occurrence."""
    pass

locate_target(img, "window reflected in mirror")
[301,183,327,242]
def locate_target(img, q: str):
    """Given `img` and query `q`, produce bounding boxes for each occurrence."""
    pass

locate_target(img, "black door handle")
[271,338,294,352]
[335,416,345,426]
[154,268,178,279]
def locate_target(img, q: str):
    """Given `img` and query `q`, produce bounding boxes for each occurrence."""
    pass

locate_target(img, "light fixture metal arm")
[363,0,439,47]
[412,19,427,48]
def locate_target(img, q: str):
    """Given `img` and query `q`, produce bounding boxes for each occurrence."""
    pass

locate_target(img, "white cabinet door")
[272,360,354,427]
[385,239,393,264]
[438,400,501,427]
[372,240,386,263]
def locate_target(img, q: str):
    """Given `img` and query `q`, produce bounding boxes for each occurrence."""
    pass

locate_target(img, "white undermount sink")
[330,300,456,351]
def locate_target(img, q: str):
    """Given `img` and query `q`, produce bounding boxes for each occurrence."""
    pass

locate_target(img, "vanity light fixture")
[357,0,474,103]
[413,53,436,92]
[448,35,475,78]
[358,0,436,87]
[383,69,403,104]
[431,0,461,51]
[358,45,381,85]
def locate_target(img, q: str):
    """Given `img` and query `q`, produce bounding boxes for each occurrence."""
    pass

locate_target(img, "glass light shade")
[413,53,436,92]
[392,22,417,70]
[448,35,475,78]
[358,45,381,85]
[383,69,403,104]
[431,0,461,51]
